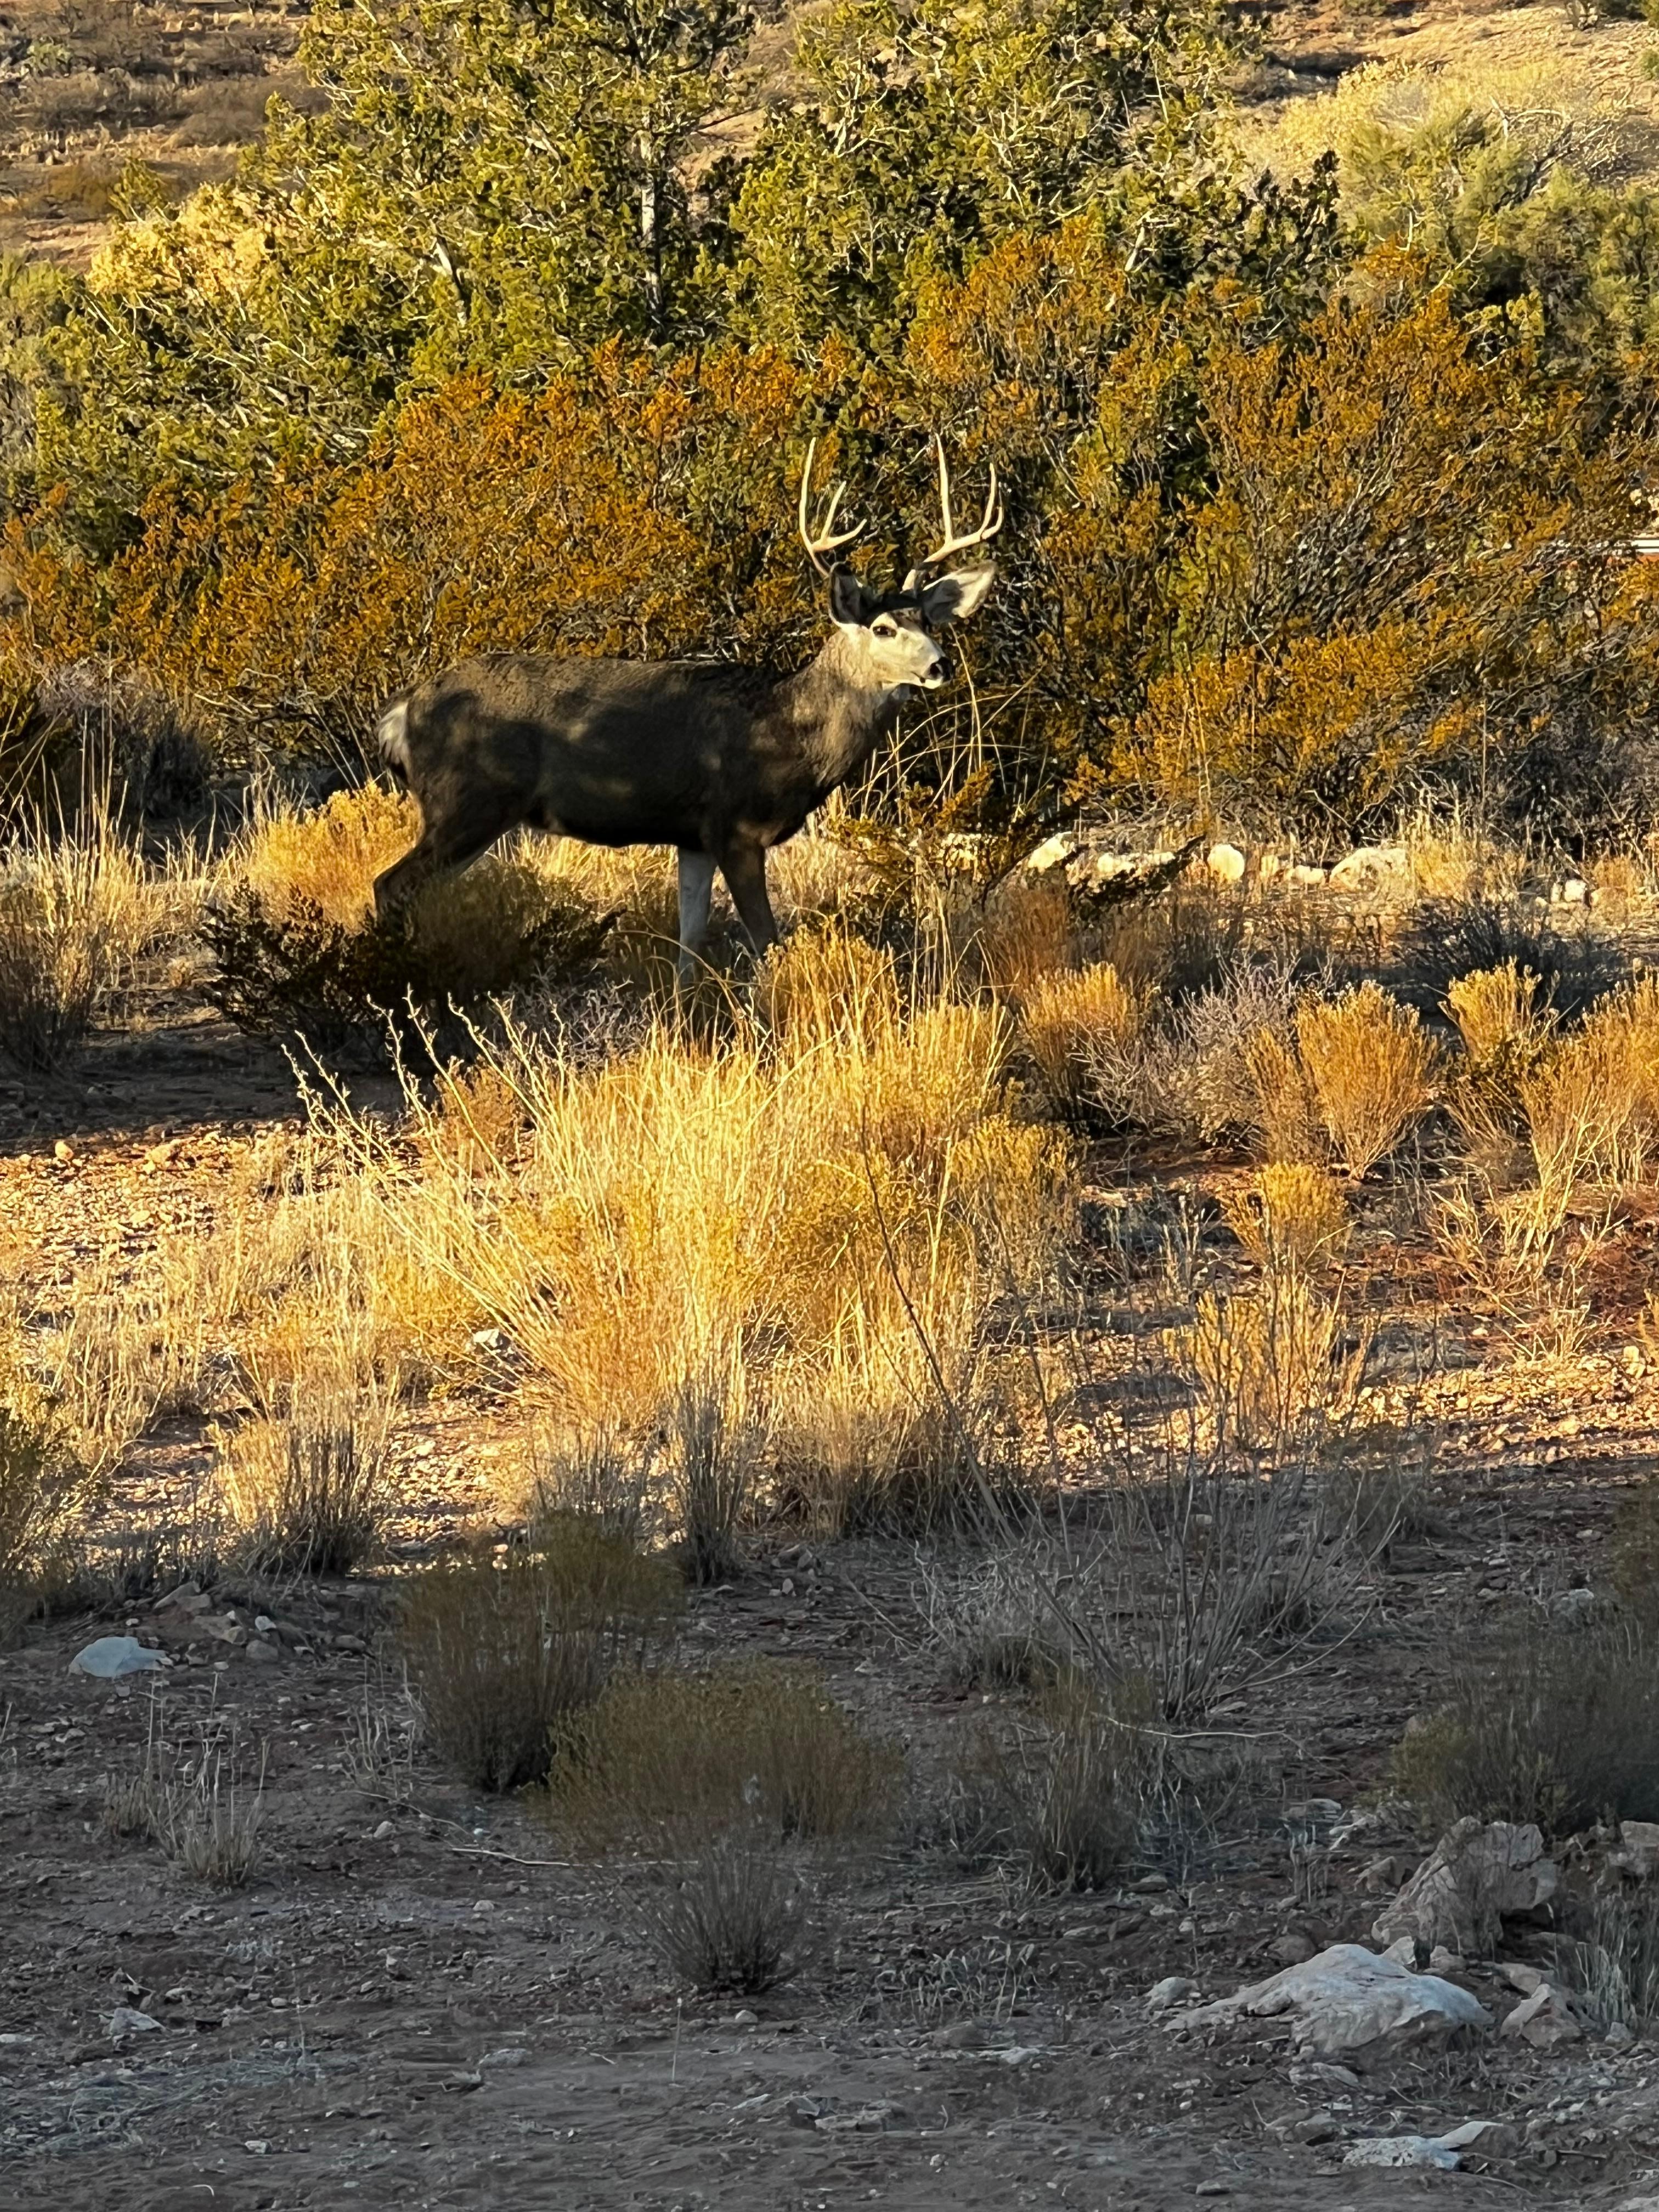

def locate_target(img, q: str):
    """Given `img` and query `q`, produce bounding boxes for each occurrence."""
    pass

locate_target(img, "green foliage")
[726,0,1243,354]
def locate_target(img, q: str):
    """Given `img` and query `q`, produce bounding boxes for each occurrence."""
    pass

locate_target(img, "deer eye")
[872,618,896,636]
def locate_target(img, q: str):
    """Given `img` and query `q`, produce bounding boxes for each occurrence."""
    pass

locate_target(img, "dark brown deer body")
[371,443,1000,983]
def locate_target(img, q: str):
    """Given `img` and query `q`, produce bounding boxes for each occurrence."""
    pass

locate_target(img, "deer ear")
[921,565,996,625]
[828,565,870,628]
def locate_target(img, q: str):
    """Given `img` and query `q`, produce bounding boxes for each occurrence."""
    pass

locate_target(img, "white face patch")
[844,611,945,692]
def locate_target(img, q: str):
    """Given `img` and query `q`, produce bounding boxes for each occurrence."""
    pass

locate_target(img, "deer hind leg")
[718,841,779,964]
[371,793,521,923]
[675,849,718,990]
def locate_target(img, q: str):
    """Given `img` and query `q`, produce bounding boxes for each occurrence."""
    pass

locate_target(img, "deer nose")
[922,656,944,685]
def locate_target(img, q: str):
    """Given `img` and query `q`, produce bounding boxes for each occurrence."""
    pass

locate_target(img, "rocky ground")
[9,961,1659,2210]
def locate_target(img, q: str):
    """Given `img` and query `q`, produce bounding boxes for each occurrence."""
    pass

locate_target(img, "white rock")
[1612,1820,1659,1879]
[479,2046,530,2068]
[1380,1936,1418,1967]
[69,1637,170,1680]
[997,2045,1043,2067]
[1329,845,1409,889]
[1145,1976,1197,2011]
[1177,1943,1491,2062]
[1500,1980,1582,2049]
[1285,864,1329,889]
[1558,878,1589,905]
[1344,2135,1460,2170]
[106,2007,163,2040]
[1024,833,1077,874]
[1206,842,1246,884]
[1373,1819,1557,1953]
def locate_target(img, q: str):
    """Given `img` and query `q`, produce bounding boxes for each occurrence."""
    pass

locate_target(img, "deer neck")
[784,631,906,795]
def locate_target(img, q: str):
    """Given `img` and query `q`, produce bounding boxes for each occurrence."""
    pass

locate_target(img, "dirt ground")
[8,995,1659,2212]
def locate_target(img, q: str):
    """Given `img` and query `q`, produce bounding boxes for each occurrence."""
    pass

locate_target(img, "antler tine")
[906,432,1004,591]
[797,436,867,579]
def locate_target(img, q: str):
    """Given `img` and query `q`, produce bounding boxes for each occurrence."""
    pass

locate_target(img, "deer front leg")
[718,840,779,964]
[675,849,718,990]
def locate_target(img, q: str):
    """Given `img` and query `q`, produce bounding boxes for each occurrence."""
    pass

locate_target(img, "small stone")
[479,2046,529,2068]
[1426,1946,1463,1977]
[1270,1930,1318,1968]
[1293,2113,1340,2146]
[1206,842,1246,884]
[244,1639,279,1664]
[1146,1976,1197,2011]
[1501,1980,1582,2049]
[933,2020,985,2049]
[1132,1872,1170,1894]
[371,1819,394,1841]
[1559,878,1589,905]
[1195,2185,1231,2198]
[53,1140,74,1163]
[107,2007,162,2040]
[1344,2135,1459,2171]
[732,2008,759,2027]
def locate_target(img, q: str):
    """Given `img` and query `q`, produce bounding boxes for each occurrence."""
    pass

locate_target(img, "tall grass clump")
[216,1383,399,1576]
[400,1526,681,1791]
[0,818,171,1075]
[1294,982,1438,1177]
[1392,1617,1659,1836]
[0,1386,94,1639]
[352,932,1072,1534]
[1019,962,1151,1121]
[546,1660,901,1850]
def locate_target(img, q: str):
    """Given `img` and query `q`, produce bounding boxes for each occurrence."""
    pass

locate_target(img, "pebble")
[1146,1976,1197,2012]
[732,2009,759,2027]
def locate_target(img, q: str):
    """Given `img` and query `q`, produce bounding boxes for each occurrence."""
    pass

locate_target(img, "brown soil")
[7,1003,1659,2209]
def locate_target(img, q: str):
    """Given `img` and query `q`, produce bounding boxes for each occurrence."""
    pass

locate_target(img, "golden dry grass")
[0,812,193,1073]
[1019,962,1151,1120]
[1295,983,1438,1178]
[1244,1026,1326,1165]
[216,1381,399,1575]
[1177,1274,1355,1454]
[1220,1164,1350,1277]
[332,944,1070,1536]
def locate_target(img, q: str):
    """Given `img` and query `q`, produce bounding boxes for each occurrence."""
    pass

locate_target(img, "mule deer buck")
[371,439,1001,983]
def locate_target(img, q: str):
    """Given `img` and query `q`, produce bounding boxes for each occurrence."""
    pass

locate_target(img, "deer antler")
[904,434,1003,594]
[797,438,868,578]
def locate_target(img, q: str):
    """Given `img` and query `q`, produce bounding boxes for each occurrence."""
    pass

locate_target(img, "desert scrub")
[0,822,167,1075]
[1018,962,1151,1121]
[637,1830,816,1994]
[1294,982,1438,1176]
[207,788,612,1045]
[546,1660,902,1850]
[216,1384,399,1575]
[1219,1164,1350,1276]
[0,1384,94,1639]
[342,958,1071,1525]
[951,1676,1139,1892]
[1392,1616,1659,1834]
[400,1526,681,1791]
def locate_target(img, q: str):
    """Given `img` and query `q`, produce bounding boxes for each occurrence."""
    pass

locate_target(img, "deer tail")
[375,696,412,782]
